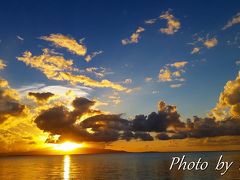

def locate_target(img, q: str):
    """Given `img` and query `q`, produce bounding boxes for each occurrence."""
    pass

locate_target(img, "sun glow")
[54,142,84,152]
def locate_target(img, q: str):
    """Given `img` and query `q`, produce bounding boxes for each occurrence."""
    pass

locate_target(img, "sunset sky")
[0,0,240,154]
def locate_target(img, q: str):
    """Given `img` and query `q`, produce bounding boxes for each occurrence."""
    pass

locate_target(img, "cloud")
[17,36,24,41]
[169,61,188,68]
[123,78,132,84]
[35,97,152,143]
[2,71,240,149]
[0,59,6,70]
[28,92,55,103]
[158,68,172,82]
[40,34,87,56]
[2,81,240,146]
[145,18,157,24]
[204,38,218,49]
[189,34,218,53]
[0,78,8,88]
[145,77,153,82]
[18,84,91,100]
[132,101,184,132]
[0,78,26,124]
[108,92,122,105]
[38,98,211,143]
[17,48,77,79]
[236,60,240,65]
[191,47,200,54]
[17,49,128,92]
[170,84,183,88]
[223,12,240,30]
[85,50,103,62]
[158,61,188,82]
[157,116,240,140]
[85,67,112,78]
[159,10,180,35]
[211,72,240,120]
[29,94,240,144]
[122,27,145,45]
[59,72,128,91]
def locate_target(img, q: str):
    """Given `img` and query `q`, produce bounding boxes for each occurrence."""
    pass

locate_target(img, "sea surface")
[0,152,240,179]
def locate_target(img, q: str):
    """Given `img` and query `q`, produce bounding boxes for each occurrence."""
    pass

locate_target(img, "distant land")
[0,148,127,156]
[1,148,240,157]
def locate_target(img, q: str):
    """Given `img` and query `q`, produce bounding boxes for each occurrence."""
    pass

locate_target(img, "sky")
[0,0,240,153]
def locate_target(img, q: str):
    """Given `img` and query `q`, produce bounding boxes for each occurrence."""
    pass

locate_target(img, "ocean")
[0,152,240,179]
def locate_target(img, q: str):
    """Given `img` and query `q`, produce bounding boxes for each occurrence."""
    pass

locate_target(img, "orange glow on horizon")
[53,142,84,152]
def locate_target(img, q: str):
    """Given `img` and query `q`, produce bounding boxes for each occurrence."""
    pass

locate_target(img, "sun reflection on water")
[64,155,70,180]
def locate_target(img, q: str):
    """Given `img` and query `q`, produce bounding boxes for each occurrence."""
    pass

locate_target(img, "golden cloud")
[122,27,145,45]
[158,61,188,83]
[158,68,172,82]
[0,78,8,88]
[204,38,218,49]
[0,59,6,70]
[40,34,87,56]
[0,78,26,124]
[169,61,188,68]
[159,10,180,35]
[58,72,127,91]
[17,49,128,92]
[17,48,76,80]
[211,72,240,120]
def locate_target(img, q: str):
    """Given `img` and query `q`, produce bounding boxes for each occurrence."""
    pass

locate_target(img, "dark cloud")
[34,97,240,144]
[156,116,240,140]
[35,106,75,134]
[28,92,54,102]
[0,90,25,123]
[80,114,129,131]
[35,97,156,143]
[131,101,184,132]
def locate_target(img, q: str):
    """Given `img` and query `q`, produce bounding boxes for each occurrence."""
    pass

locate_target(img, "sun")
[53,142,84,152]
